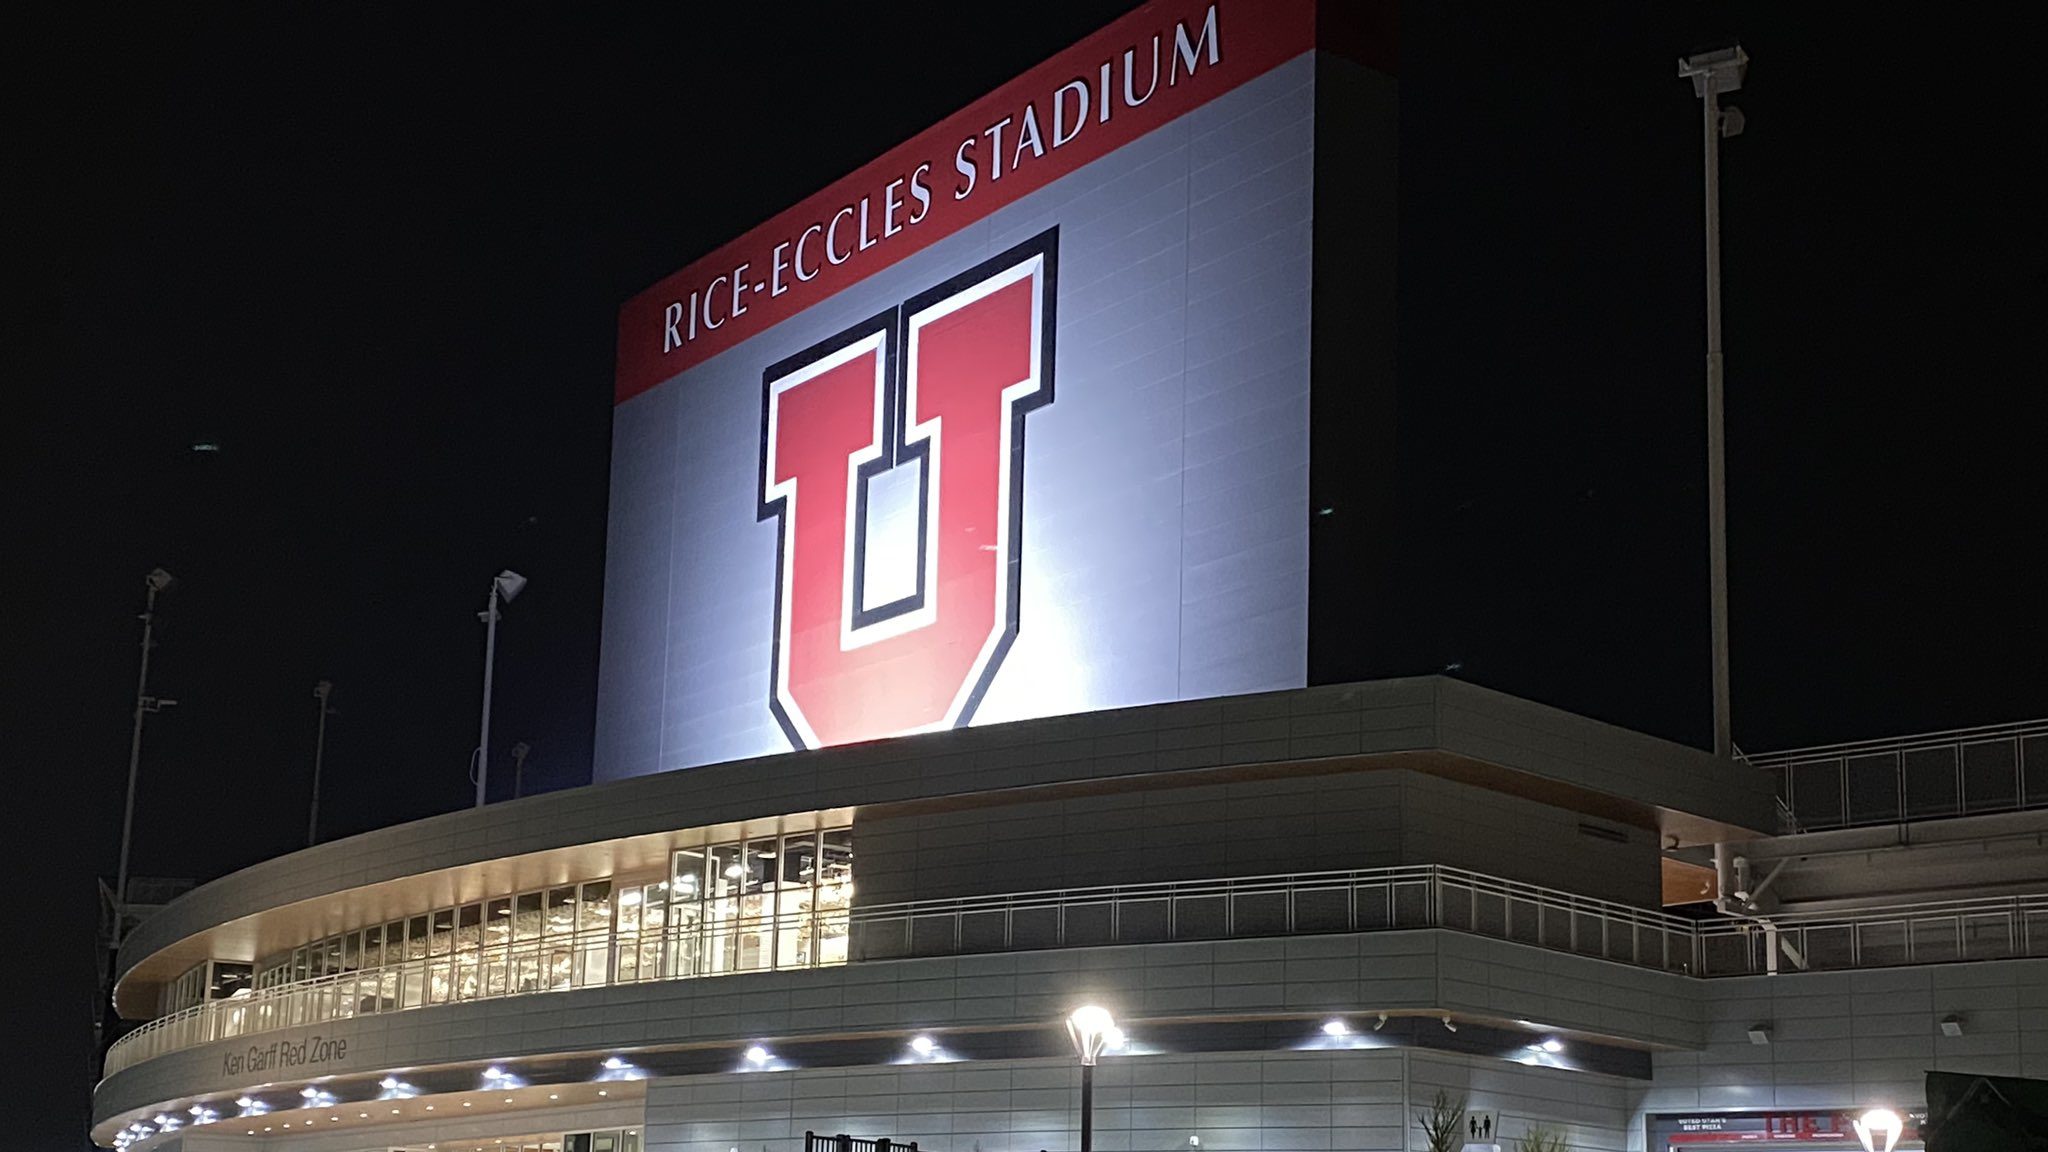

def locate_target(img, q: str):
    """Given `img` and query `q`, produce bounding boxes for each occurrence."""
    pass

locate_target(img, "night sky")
[8,4,2047,1147]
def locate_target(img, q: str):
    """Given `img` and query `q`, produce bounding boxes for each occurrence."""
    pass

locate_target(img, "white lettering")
[687,289,698,340]
[883,178,905,237]
[663,301,684,351]
[1013,104,1045,169]
[1098,62,1112,123]
[1171,4,1221,84]
[795,223,824,281]
[1053,79,1089,147]
[826,206,856,264]
[856,195,877,251]
[953,138,977,199]
[731,262,751,318]
[1124,38,1161,106]
[983,116,1011,181]
[771,242,792,296]
[909,162,933,223]
[703,274,728,330]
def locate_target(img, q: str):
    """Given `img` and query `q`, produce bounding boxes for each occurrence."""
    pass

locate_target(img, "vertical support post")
[1079,1062,1095,1152]
[1701,68,1734,761]
[308,680,332,846]
[1681,46,1745,760]
[476,587,499,809]
[114,578,164,943]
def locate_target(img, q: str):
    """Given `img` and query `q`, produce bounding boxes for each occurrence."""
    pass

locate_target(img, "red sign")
[614,0,1318,404]
[759,232,1054,748]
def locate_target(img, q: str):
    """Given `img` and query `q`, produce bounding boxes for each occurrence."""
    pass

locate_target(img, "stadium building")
[92,3,2048,1150]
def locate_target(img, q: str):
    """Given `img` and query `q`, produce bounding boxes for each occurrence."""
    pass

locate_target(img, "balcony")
[1750,718,2048,832]
[102,863,2048,1080]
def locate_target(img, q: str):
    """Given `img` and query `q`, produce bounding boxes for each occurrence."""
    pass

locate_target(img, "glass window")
[578,881,613,986]
[210,962,252,1001]
[778,832,820,969]
[486,898,512,947]
[616,884,643,934]
[580,881,613,932]
[342,932,361,972]
[548,887,577,935]
[406,917,428,960]
[818,827,853,966]
[741,837,777,970]
[705,843,744,975]
[671,849,705,902]
[364,924,384,969]
[456,904,484,999]
[515,892,543,941]
[429,909,454,956]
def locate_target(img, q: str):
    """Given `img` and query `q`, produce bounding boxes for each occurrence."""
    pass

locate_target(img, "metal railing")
[805,1134,917,1152]
[1697,892,2048,976]
[1746,718,2048,833]
[846,865,1702,974]
[105,863,2048,1081]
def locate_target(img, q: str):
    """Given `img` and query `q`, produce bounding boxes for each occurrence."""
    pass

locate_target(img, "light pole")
[1066,1005,1118,1152]
[114,567,178,944]
[510,740,532,800]
[307,680,334,846]
[475,570,527,808]
[1678,44,1748,760]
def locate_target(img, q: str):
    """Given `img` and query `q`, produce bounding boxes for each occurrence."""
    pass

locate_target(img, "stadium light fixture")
[1676,44,1747,759]
[475,570,527,808]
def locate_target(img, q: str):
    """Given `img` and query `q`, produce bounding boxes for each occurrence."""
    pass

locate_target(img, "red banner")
[614,0,1319,404]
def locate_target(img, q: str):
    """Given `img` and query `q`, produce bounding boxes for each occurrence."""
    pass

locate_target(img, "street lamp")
[510,740,532,800]
[114,567,178,943]
[475,569,526,808]
[1677,43,1747,760]
[1066,1006,1117,1152]
[1852,1108,1903,1152]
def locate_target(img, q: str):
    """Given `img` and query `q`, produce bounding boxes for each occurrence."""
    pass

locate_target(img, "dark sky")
[7,4,2046,1147]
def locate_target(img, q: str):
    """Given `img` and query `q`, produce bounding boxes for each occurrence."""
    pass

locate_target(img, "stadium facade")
[93,3,2048,1150]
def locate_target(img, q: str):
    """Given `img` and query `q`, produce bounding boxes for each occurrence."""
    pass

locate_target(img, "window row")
[214,826,853,1009]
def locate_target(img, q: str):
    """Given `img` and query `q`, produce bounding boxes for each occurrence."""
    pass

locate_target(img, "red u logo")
[759,230,1057,749]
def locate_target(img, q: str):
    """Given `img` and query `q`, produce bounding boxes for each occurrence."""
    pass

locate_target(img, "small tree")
[1516,1126,1569,1152]
[1416,1089,1466,1152]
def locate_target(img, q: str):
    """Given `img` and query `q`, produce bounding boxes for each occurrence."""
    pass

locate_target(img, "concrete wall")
[118,676,1770,987]
[641,1049,1639,1152]
[1635,956,2048,1133]
[854,768,1660,909]
[162,1101,640,1152]
[95,931,1704,1130]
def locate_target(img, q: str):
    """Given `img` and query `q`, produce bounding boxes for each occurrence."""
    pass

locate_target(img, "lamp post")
[1852,1108,1903,1152]
[307,680,334,846]
[1678,44,1747,760]
[475,570,527,808]
[1066,1006,1117,1152]
[510,740,532,800]
[113,567,177,944]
